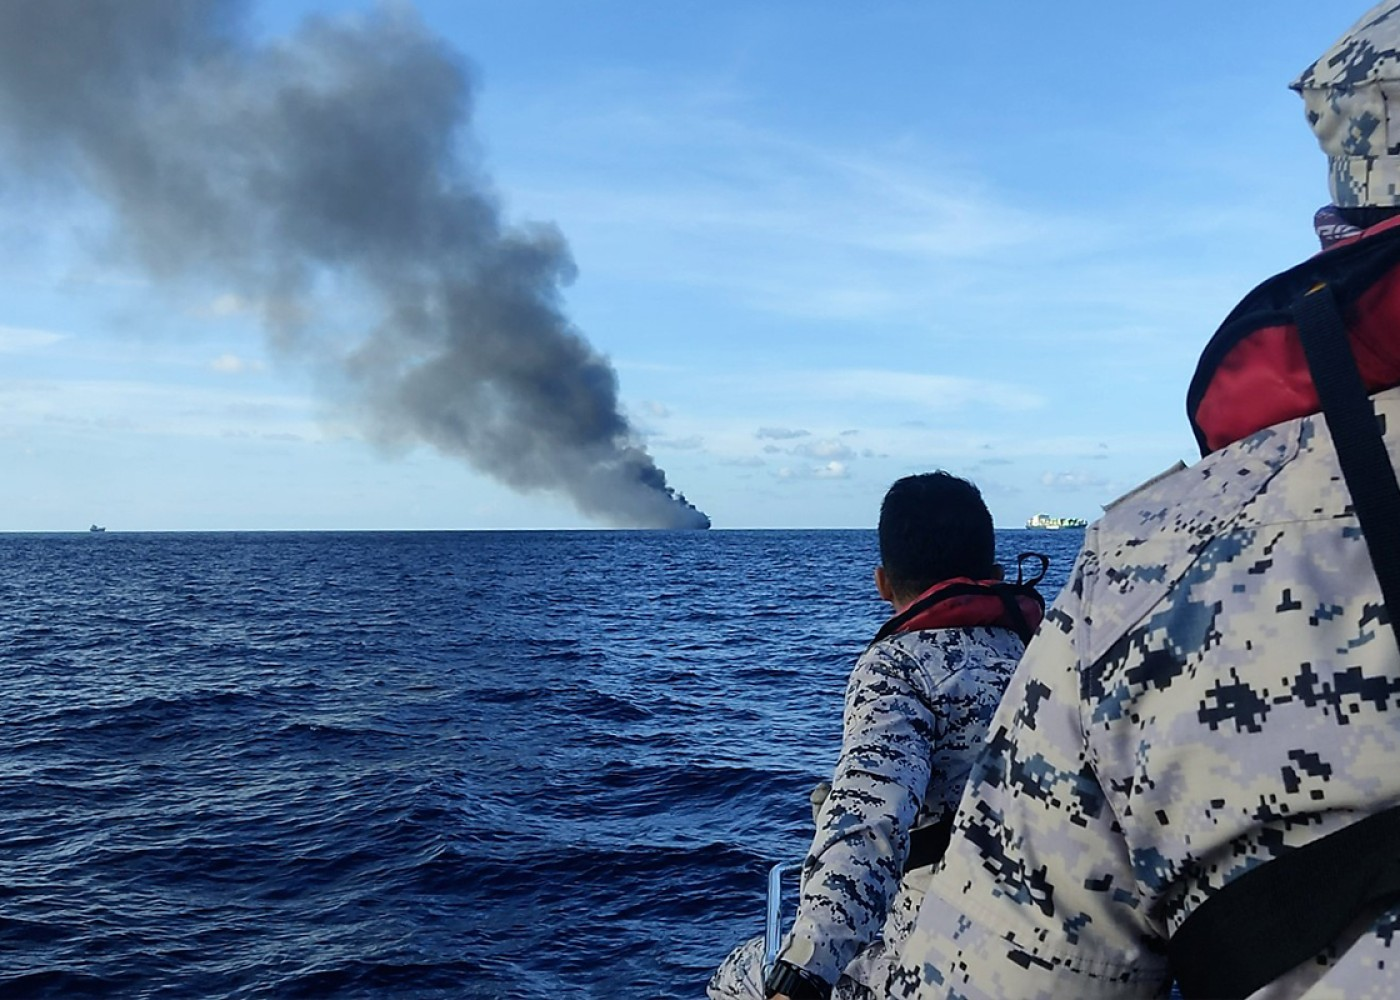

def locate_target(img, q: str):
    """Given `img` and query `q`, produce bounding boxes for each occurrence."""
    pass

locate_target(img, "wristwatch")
[763,960,832,999]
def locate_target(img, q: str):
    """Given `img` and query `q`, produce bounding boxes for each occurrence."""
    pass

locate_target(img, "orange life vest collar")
[872,576,1045,647]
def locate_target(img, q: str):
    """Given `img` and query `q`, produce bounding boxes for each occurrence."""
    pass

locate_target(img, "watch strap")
[762,959,831,1000]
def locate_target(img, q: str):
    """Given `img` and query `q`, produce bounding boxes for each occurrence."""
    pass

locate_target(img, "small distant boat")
[89,524,106,533]
[1025,513,1087,530]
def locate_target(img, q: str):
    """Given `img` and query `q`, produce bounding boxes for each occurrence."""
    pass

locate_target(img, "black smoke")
[0,0,709,529]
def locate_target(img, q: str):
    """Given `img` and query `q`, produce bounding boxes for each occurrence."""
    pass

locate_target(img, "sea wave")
[0,528,1082,998]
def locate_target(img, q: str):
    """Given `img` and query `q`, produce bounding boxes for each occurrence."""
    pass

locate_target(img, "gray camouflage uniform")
[888,392,1400,998]
[709,626,1024,1000]
[886,6,1400,996]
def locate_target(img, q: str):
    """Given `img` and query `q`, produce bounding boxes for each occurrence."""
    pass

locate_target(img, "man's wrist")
[763,959,831,1000]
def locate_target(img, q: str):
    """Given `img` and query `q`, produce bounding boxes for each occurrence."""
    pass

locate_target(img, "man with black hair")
[708,472,1042,1000]
[875,473,998,610]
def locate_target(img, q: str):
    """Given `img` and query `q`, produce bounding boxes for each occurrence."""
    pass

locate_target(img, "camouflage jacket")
[889,387,1400,999]
[777,625,1025,988]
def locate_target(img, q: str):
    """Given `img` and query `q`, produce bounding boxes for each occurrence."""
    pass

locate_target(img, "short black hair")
[878,472,995,599]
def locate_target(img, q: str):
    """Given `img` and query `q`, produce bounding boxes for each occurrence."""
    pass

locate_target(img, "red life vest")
[872,574,1046,647]
[1189,215,1400,456]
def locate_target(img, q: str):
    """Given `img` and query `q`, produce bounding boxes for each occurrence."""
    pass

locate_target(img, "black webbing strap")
[1296,284,1400,646]
[994,589,1033,646]
[903,814,954,873]
[1168,283,1400,999]
[1169,806,1400,998]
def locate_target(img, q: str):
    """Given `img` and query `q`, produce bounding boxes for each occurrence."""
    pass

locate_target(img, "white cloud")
[756,426,810,440]
[795,440,856,461]
[503,97,1142,331]
[211,353,265,374]
[778,460,850,481]
[0,324,66,352]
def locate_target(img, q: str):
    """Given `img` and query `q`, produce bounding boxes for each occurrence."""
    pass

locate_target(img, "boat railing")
[763,860,805,975]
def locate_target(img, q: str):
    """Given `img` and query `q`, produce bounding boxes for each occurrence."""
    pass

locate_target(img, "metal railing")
[762,860,805,975]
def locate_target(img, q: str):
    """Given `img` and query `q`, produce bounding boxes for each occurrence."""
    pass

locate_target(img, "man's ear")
[875,566,895,604]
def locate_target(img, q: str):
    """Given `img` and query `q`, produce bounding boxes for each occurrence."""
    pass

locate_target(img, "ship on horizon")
[1025,512,1087,530]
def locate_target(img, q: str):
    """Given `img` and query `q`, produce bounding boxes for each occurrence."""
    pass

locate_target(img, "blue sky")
[0,2,1361,530]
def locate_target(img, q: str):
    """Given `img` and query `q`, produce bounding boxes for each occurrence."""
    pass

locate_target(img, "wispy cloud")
[0,378,318,439]
[503,74,1303,361]
[0,324,66,352]
[651,434,704,450]
[763,369,1045,412]
[504,94,1114,327]
[210,353,266,374]
[793,439,856,461]
[778,460,849,480]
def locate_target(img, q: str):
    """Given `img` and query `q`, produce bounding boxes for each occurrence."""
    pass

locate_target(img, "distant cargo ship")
[1025,513,1087,530]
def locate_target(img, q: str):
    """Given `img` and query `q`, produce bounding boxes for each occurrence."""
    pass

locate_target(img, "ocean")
[0,528,1084,998]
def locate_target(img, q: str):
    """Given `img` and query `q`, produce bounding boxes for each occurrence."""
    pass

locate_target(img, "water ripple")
[0,528,1082,998]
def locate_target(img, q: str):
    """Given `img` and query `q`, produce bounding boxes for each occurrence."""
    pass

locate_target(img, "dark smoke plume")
[0,0,709,529]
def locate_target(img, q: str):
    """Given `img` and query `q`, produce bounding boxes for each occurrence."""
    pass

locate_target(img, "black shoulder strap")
[994,553,1051,644]
[1294,284,1400,641]
[1168,282,1400,999]
[1169,805,1400,998]
[992,588,1033,645]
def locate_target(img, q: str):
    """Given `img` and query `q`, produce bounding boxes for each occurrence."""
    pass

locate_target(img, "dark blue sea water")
[0,528,1084,999]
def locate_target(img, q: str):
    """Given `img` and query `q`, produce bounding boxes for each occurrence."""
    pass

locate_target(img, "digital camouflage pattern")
[1293,2,1400,207]
[888,388,1400,999]
[707,626,1025,1000]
